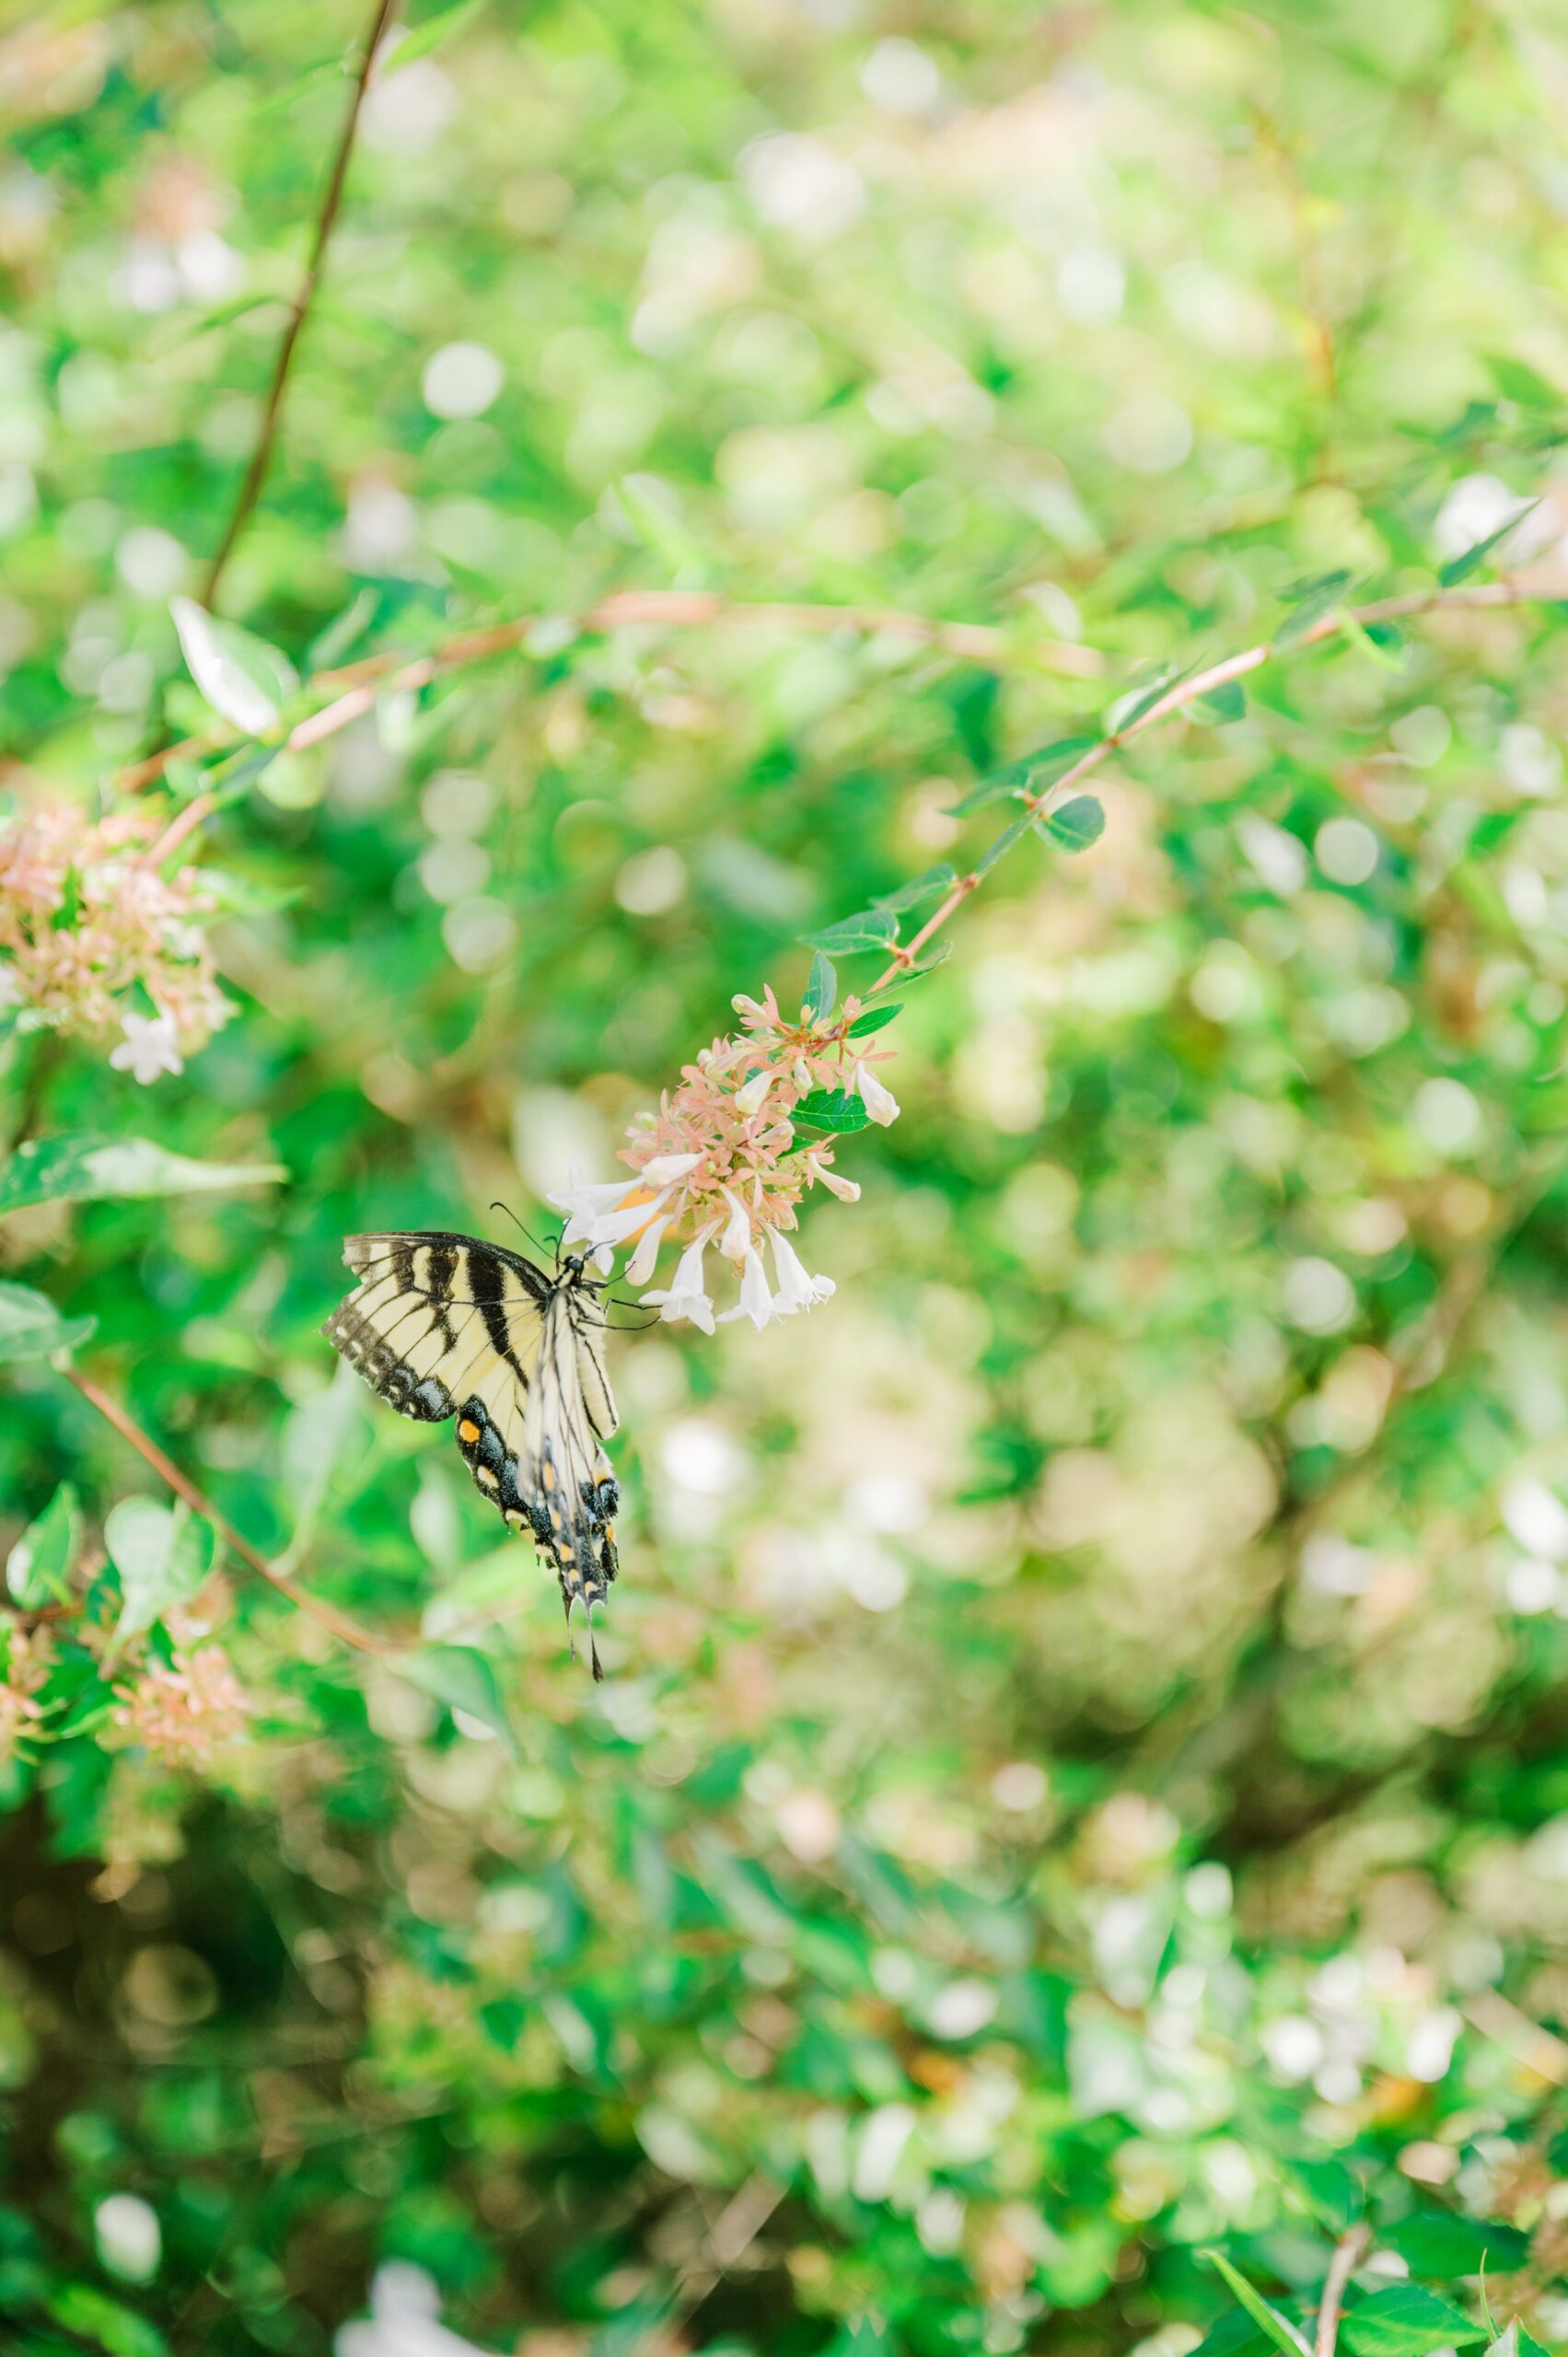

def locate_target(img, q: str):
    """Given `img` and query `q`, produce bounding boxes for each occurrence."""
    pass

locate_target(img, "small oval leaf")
[800,909,899,955]
[1041,795,1107,853]
[6,1480,81,1607]
[0,1282,96,1364]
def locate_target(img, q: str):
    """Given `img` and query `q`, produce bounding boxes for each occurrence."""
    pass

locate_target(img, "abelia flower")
[110,1009,185,1085]
[0,802,230,1065]
[641,1234,718,1333]
[769,1230,834,1314]
[112,1611,247,1769]
[718,1245,776,1330]
[556,972,900,1332]
[852,1059,900,1125]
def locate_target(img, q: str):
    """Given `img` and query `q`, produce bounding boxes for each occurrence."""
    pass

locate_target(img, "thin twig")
[201,0,396,607]
[665,2175,785,2337]
[141,791,216,868]
[1464,1989,1568,2086]
[864,580,1529,994]
[1315,2227,1369,2357]
[113,591,1102,795]
[116,575,1528,808]
[63,1365,392,1656]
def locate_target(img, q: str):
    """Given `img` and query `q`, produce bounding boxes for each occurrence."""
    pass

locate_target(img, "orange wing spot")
[541,1461,556,1490]
[458,1418,481,1445]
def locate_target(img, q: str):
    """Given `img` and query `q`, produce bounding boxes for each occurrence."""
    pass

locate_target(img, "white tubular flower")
[732,1068,774,1117]
[718,1187,752,1261]
[110,1010,184,1085]
[338,2259,503,2357]
[769,1229,835,1315]
[852,1060,900,1126]
[640,1235,716,1334]
[640,1151,703,1185]
[793,1057,812,1090]
[805,1151,860,1202]
[622,1213,671,1286]
[547,1166,670,1248]
[718,1245,776,1330]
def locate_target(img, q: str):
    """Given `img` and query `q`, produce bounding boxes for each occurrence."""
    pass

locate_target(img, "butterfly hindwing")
[324,1230,621,1673]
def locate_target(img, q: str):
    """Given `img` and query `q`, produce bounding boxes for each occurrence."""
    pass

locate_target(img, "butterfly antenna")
[490,1201,552,1261]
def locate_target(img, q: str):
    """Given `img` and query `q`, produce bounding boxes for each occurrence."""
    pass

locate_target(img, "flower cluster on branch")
[111,1609,249,1769]
[0,803,230,1077]
[0,1624,54,1769]
[551,981,900,1333]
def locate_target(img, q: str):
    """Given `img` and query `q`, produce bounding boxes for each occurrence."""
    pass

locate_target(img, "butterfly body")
[324,1230,621,1675]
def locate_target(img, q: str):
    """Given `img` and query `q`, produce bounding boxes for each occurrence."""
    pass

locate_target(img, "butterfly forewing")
[324,1229,621,1671]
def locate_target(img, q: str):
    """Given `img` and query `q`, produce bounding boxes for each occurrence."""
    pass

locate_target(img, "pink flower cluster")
[0,802,230,1076]
[112,1609,248,1769]
[552,982,900,1332]
[0,1623,53,1767]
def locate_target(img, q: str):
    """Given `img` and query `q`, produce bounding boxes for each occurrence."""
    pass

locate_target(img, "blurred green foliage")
[5,1,1568,2353]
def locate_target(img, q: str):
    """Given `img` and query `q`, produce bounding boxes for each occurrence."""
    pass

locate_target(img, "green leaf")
[1284,2157,1363,2233]
[801,951,837,1026]
[1199,2252,1310,2357]
[277,1362,369,1570]
[207,741,284,803]
[55,1678,121,1739]
[947,736,1098,815]
[800,909,899,954]
[1109,663,1196,734]
[845,1003,901,1038]
[1483,353,1562,411]
[872,864,957,914]
[169,597,295,735]
[45,2283,169,2357]
[0,1135,286,1218]
[1341,2284,1488,2356]
[387,0,488,66]
[1439,502,1536,587]
[1196,679,1247,724]
[1273,571,1355,646]
[6,1483,80,1608]
[0,1283,96,1365]
[792,1088,872,1135]
[973,810,1039,877]
[306,587,379,673]
[610,472,708,581]
[1340,611,1407,669]
[1191,2311,1270,2357]
[1384,2215,1529,2278]
[399,1645,518,1757]
[105,1499,216,1643]
[1040,795,1106,853]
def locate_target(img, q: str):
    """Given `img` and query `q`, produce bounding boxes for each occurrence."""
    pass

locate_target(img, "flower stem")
[63,1365,393,1656]
[115,592,1100,794]
[865,580,1527,993]
[1315,2228,1368,2357]
[119,578,1525,801]
[201,0,397,609]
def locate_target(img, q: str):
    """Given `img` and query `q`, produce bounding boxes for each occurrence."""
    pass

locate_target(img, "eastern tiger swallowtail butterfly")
[323,1231,621,1677]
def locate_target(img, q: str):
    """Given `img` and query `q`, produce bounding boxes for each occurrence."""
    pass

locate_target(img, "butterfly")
[323,1229,621,1677]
